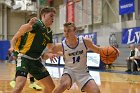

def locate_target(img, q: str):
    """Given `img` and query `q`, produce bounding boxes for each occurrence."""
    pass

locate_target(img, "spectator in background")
[132,45,140,72]
[125,44,136,72]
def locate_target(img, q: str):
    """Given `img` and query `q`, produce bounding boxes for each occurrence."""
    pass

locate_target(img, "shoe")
[10,80,16,88]
[29,82,42,90]
[125,70,131,72]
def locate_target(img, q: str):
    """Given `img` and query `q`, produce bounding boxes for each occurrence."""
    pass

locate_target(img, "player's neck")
[42,20,50,28]
[66,36,78,48]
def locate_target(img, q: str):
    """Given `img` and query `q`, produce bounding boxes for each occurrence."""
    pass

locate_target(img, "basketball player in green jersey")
[9,31,42,90]
[9,7,56,93]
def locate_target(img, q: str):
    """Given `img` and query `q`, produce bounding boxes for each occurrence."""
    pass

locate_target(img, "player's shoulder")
[31,20,42,27]
[33,20,41,26]
[82,37,92,43]
[19,23,31,31]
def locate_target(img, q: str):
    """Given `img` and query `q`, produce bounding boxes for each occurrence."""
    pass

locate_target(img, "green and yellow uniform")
[19,20,53,58]
[16,20,52,80]
[14,32,28,57]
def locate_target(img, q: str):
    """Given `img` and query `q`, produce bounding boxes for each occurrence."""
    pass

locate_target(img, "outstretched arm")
[84,38,101,53]
[42,43,63,60]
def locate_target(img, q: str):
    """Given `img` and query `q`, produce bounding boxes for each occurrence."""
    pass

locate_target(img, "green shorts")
[16,55,50,80]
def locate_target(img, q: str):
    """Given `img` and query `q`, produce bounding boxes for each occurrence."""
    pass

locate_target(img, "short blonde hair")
[40,7,56,16]
[64,22,75,27]
[63,22,76,31]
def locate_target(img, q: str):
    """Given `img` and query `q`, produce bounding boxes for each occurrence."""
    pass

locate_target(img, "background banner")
[119,0,135,15]
[122,27,140,44]
[66,1,75,22]
[78,32,97,44]
[62,32,97,44]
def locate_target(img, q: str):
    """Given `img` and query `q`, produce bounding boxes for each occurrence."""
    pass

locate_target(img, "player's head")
[27,19,30,23]
[63,22,76,38]
[40,7,56,27]
[137,44,140,51]
[129,44,135,50]
[28,17,37,25]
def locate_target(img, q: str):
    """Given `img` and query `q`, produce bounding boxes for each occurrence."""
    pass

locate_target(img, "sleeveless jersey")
[13,32,29,57]
[62,36,88,71]
[19,20,53,58]
[14,32,28,52]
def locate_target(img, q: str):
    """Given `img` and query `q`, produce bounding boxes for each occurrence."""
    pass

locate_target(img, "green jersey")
[19,20,53,58]
[14,32,28,57]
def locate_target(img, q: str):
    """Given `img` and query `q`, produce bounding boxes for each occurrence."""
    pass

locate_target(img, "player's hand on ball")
[100,46,120,64]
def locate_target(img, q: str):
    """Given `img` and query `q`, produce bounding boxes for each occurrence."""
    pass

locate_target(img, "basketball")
[100,46,119,65]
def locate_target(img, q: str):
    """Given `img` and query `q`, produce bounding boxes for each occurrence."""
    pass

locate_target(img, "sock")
[13,76,16,81]
[30,77,35,83]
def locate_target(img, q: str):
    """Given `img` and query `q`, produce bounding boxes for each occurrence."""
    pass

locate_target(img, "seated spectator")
[132,45,140,72]
[125,44,136,72]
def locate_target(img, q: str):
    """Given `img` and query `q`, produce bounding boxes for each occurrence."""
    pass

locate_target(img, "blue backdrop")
[122,27,140,44]
[61,32,97,44]
[119,0,135,15]
[0,40,10,60]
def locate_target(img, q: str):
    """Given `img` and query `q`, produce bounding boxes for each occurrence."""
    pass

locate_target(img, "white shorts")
[63,68,94,91]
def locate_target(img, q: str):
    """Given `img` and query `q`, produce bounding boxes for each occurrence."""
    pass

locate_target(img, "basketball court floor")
[0,61,140,93]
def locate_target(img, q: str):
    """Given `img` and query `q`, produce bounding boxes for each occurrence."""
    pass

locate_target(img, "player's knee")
[44,83,55,92]
[86,89,100,93]
[60,82,70,89]
[60,79,70,88]
[53,83,68,93]
[93,86,101,93]
[50,83,55,90]
[94,88,100,93]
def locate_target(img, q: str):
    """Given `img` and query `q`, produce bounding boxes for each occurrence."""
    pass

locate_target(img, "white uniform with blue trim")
[62,36,94,91]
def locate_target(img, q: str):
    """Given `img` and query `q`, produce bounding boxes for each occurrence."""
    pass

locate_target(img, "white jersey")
[62,36,88,72]
[135,48,140,57]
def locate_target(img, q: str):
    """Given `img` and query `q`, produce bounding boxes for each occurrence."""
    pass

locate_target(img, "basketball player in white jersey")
[43,22,101,93]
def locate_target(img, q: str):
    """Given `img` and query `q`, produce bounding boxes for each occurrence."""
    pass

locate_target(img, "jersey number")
[42,39,46,46]
[72,56,80,64]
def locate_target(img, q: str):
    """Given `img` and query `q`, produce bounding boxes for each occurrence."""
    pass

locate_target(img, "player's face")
[138,45,140,51]
[43,12,55,27]
[64,26,75,39]
[129,44,135,50]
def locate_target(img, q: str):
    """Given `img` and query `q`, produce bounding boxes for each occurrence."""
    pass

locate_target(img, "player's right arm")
[9,17,37,52]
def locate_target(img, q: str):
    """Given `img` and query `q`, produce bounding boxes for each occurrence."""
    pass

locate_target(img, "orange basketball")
[100,46,119,65]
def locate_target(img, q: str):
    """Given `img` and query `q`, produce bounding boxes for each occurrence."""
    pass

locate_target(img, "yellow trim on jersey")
[20,32,35,54]
[14,37,21,51]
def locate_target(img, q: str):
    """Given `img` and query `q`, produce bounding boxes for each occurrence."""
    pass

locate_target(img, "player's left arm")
[84,38,101,54]
[47,43,63,54]
[42,43,63,61]
[9,17,37,52]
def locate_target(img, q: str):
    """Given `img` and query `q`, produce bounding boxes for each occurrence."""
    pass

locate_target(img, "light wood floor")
[0,61,140,93]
